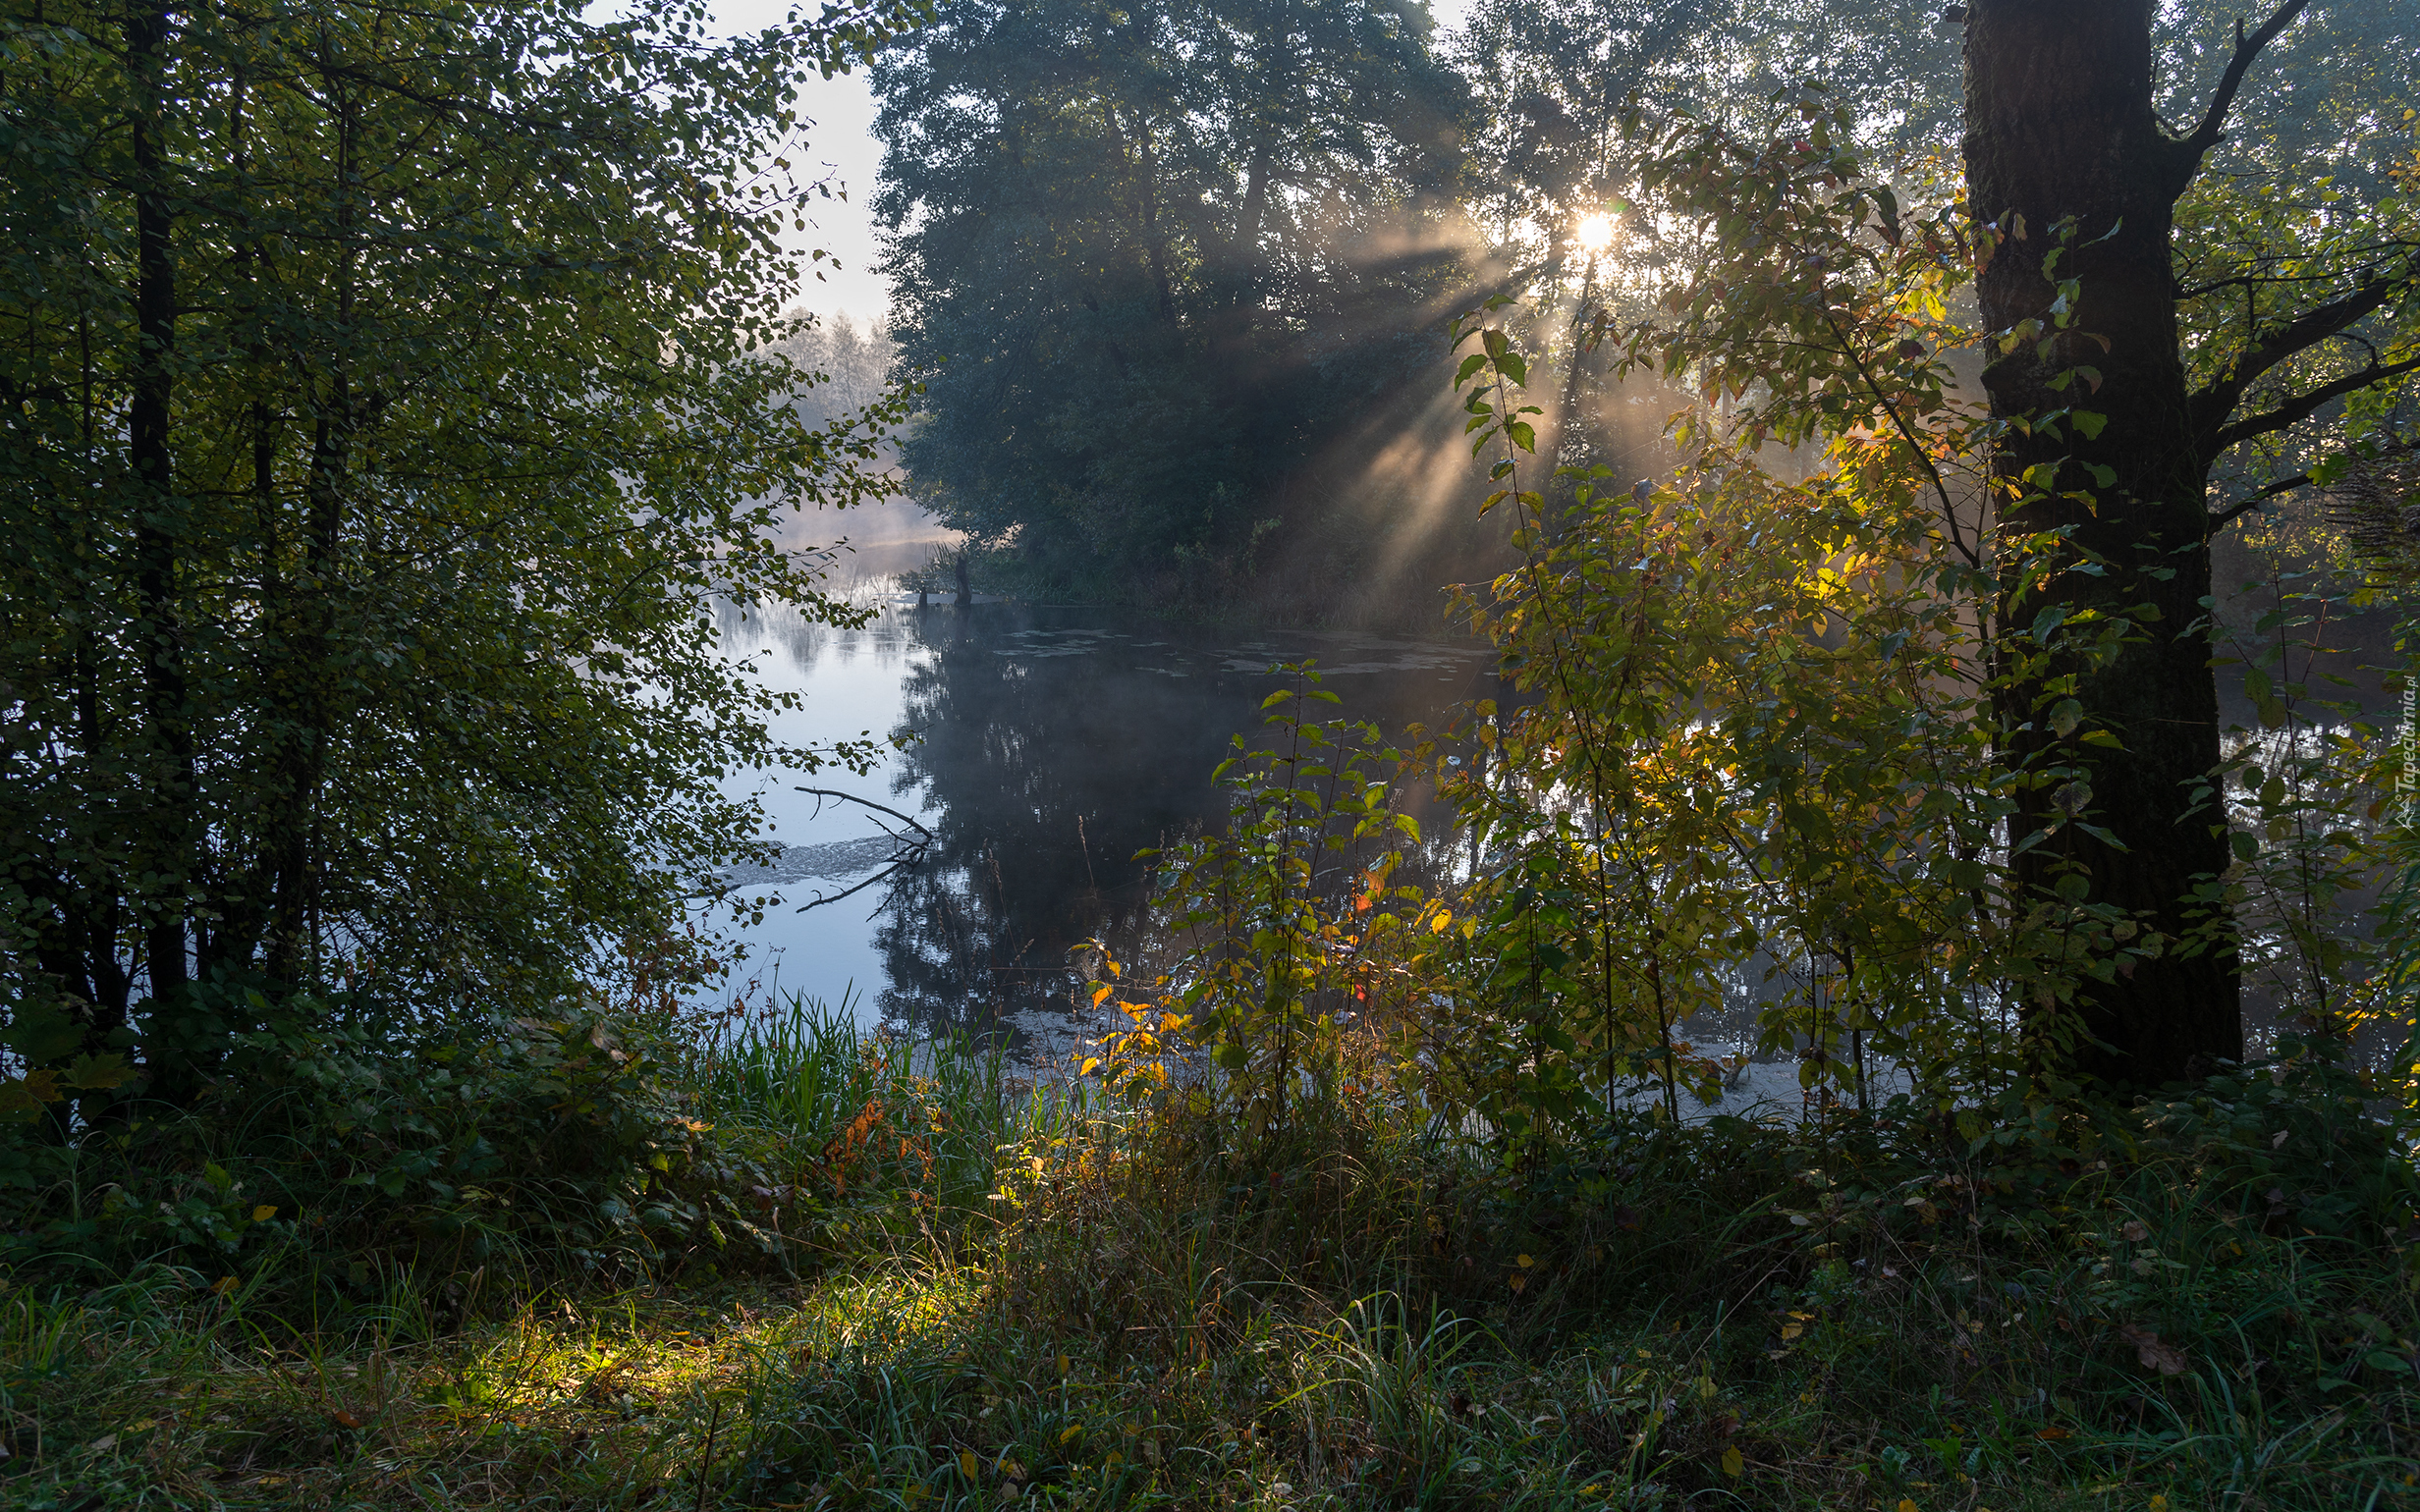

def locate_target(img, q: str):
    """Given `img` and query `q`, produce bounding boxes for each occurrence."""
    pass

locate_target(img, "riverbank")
[6,999,2411,1511]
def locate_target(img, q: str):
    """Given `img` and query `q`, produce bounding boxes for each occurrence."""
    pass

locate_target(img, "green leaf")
[2,1002,82,1065]
[63,1053,133,1093]
[2071,410,2107,440]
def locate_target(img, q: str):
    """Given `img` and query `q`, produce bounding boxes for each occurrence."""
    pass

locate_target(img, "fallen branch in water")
[791,786,933,913]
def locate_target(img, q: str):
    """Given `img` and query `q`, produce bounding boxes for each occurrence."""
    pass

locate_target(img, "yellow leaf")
[1057,1354,1071,1375]
[1429,911,1452,934]
[1060,1425,1081,1444]
[1080,1058,1102,1076]
[1898,1501,1919,1512]
[1780,1321,1803,1340]
[959,1450,978,1481]
[1515,1253,1535,1269]
[251,1205,279,1223]
[2149,1497,2170,1512]
[211,1275,238,1296]
[1720,1446,1744,1479]
[1090,984,1113,1005]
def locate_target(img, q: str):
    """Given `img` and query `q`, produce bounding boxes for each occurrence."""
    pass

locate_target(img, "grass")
[5,999,2417,1511]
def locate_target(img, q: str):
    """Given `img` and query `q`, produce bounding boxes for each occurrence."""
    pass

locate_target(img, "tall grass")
[688,991,1095,1233]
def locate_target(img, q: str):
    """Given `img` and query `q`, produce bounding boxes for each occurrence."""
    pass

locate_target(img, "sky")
[707,0,1476,325]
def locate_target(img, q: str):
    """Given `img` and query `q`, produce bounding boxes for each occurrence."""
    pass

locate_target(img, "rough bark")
[127,0,192,1034]
[1963,0,2242,1085]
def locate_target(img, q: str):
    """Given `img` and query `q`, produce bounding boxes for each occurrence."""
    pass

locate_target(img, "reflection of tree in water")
[870,608,1255,1037]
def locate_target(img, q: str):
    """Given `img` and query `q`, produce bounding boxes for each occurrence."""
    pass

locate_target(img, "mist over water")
[689,555,2405,1095]
[692,589,1492,1056]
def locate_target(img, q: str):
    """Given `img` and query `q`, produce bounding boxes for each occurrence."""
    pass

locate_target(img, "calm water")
[692,594,1493,1053]
[688,582,2405,1078]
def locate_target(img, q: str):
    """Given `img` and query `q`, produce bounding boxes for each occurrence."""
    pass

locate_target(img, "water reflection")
[873,606,1489,1041]
[704,585,2406,1080]
[706,596,1490,1049]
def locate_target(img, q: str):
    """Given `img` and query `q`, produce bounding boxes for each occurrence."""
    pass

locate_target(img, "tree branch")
[2208,353,2420,456]
[780,788,934,915]
[2168,0,2312,192]
[793,859,918,916]
[2188,267,2412,450]
[2202,471,2310,537]
[796,785,934,839]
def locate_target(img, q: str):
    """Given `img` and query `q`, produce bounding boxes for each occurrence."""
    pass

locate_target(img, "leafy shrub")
[0,986,803,1299]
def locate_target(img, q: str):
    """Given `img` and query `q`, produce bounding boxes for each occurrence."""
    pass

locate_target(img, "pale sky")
[708,0,1475,324]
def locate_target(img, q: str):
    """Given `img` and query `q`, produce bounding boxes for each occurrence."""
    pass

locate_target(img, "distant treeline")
[868,0,2415,626]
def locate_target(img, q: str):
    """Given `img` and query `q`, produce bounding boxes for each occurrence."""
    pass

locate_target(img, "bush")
[0,986,805,1303]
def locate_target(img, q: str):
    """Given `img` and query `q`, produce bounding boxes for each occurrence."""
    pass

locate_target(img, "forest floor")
[7,1017,2416,1512]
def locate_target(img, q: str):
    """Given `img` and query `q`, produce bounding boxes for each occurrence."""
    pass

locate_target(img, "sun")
[1574,212,1616,253]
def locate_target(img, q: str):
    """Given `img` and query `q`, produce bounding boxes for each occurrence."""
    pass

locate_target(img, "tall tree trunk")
[264,81,360,985]
[127,0,193,1033]
[1963,0,2240,1085]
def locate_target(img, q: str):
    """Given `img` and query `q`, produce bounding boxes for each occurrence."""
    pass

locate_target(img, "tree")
[0,0,918,1105]
[872,0,1472,593]
[1961,0,2418,1083]
[774,310,901,425]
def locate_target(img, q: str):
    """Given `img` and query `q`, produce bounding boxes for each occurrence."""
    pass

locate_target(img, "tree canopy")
[872,0,1474,592]
[0,0,918,1098]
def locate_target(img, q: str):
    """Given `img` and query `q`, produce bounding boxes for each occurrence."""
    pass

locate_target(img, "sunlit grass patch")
[0,1265,997,1511]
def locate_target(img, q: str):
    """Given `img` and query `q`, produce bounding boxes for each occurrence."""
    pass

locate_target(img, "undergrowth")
[3,997,2415,1510]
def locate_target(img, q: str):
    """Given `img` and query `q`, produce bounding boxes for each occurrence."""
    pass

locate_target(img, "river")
[690,572,2407,1081]
[691,589,1494,1057]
